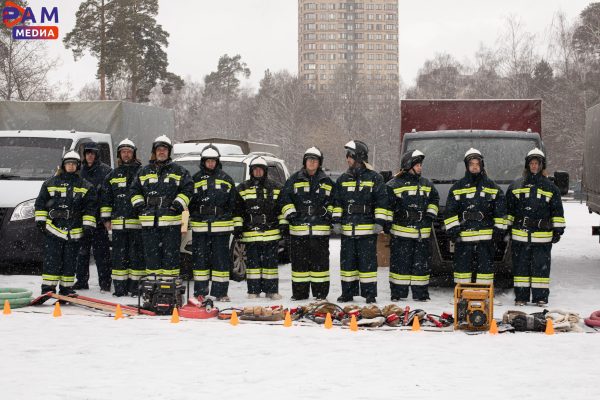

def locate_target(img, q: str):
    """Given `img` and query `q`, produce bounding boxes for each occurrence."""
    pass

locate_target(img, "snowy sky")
[19,0,595,93]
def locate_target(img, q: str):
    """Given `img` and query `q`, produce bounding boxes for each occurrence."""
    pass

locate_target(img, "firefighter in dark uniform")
[332,140,391,304]
[130,135,193,280]
[236,157,285,300]
[189,145,237,301]
[506,148,565,306]
[34,151,97,295]
[74,141,113,291]
[444,148,507,285]
[280,147,335,301]
[387,150,440,301]
[100,139,144,297]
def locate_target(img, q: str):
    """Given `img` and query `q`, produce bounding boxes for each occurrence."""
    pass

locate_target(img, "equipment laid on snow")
[137,276,186,315]
[0,288,33,309]
[178,296,219,319]
[454,283,494,331]
[585,310,600,328]
[30,292,156,316]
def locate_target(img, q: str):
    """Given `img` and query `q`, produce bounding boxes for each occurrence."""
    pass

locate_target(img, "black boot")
[72,281,89,290]
[337,294,354,303]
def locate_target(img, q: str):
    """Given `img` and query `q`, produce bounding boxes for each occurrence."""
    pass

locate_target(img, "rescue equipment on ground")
[454,283,494,331]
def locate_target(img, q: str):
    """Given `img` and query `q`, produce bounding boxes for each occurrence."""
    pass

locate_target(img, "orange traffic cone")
[3,299,11,315]
[53,302,62,318]
[489,319,498,335]
[349,314,358,331]
[170,307,180,324]
[283,310,292,327]
[114,304,124,320]
[230,310,239,326]
[324,312,333,329]
[412,316,421,332]
[545,318,555,335]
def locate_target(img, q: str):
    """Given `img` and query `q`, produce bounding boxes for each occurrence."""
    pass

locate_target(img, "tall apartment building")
[298,0,399,91]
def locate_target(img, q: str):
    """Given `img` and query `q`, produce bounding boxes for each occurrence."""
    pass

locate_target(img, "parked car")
[175,140,290,281]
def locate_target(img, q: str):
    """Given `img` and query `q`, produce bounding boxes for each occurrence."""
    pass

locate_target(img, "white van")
[0,130,113,273]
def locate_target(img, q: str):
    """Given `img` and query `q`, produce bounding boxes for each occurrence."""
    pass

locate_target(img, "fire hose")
[584,310,600,327]
[0,288,33,309]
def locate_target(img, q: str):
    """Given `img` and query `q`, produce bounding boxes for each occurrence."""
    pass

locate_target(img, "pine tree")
[63,0,115,100]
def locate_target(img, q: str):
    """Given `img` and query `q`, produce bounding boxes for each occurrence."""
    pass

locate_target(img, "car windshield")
[0,137,72,180]
[176,160,246,185]
[403,136,541,184]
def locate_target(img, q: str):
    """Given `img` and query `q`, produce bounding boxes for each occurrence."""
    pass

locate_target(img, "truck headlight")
[10,199,36,221]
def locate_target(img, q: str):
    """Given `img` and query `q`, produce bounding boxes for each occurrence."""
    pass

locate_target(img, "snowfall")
[1,201,599,400]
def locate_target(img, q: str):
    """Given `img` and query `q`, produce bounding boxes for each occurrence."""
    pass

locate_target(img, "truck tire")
[230,238,247,282]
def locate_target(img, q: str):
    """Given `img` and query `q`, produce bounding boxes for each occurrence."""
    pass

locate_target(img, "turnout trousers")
[192,233,231,298]
[290,236,330,300]
[512,242,552,303]
[453,241,495,284]
[111,229,145,295]
[41,234,80,294]
[75,225,112,290]
[389,236,430,300]
[141,226,181,279]
[246,240,279,295]
[340,235,377,299]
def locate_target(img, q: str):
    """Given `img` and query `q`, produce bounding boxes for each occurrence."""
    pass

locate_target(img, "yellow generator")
[454,283,494,331]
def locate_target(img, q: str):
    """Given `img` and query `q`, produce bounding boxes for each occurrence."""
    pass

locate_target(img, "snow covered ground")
[1,202,599,399]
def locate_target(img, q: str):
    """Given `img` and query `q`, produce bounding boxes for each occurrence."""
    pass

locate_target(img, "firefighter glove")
[552,231,561,244]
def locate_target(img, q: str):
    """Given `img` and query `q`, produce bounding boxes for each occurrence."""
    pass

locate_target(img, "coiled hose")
[584,310,600,327]
[0,288,33,309]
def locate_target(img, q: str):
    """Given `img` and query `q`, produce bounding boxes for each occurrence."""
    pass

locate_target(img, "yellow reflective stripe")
[340,270,359,277]
[341,181,356,187]
[360,181,374,187]
[176,193,190,206]
[215,179,232,189]
[110,177,127,184]
[390,272,411,280]
[47,186,67,193]
[359,271,377,278]
[507,215,515,222]
[514,276,530,282]
[427,204,439,212]
[131,195,144,205]
[459,229,493,237]
[73,187,88,194]
[444,215,459,225]
[320,183,332,191]
[453,187,477,195]
[411,275,430,281]
[551,217,565,223]
[454,272,472,279]
[100,207,112,213]
[82,215,96,223]
[391,224,432,233]
[159,215,182,221]
[531,277,550,283]
[482,187,498,195]
[194,179,208,189]
[342,224,374,231]
[35,211,48,216]
[212,270,230,278]
[293,182,309,188]
[512,188,530,195]
[511,229,553,238]
[537,189,553,198]
[239,188,256,196]
[167,173,181,181]
[139,173,158,183]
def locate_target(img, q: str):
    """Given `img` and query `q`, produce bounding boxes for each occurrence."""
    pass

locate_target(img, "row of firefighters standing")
[34,136,565,306]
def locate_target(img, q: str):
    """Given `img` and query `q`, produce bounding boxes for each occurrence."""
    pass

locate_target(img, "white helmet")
[525,148,546,169]
[250,156,268,178]
[201,145,220,169]
[117,138,137,158]
[152,135,172,150]
[62,150,81,170]
[303,146,323,167]
[464,148,484,169]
